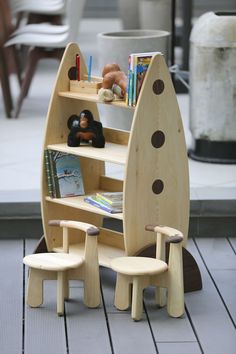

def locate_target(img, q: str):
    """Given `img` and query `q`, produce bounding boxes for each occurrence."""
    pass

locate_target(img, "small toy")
[98,63,128,102]
[67,110,105,148]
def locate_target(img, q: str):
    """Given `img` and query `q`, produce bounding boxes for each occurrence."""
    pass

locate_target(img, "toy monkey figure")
[67,110,105,148]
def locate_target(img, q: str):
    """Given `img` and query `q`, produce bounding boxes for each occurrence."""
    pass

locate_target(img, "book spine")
[84,196,122,214]
[44,150,54,198]
[132,55,138,106]
[48,150,60,198]
[96,194,123,207]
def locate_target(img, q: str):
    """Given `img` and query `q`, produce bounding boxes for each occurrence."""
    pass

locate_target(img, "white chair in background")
[9,0,66,16]
[5,0,86,117]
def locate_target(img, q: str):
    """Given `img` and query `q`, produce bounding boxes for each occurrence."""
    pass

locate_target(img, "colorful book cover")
[96,192,123,207]
[84,195,122,214]
[132,52,160,106]
[126,54,135,106]
[49,150,85,198]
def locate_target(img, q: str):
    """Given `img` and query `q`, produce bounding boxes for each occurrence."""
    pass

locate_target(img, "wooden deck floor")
[0,237,236,354]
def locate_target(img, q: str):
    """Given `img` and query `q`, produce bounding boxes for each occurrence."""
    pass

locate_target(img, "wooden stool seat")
[23,220,101,316]
[110,225,185,321]
[111,257,168,276]
[23,253,84,271]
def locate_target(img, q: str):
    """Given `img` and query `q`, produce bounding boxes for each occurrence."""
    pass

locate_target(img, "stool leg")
[26,268,44,307]
[167,243,184,317]
[155,287,167,307]
[57,271,66,316]
[114,273,131,310]
[131,276,148,321]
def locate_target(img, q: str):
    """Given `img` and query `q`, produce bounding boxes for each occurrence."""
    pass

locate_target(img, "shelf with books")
[58,91,135,110]
[47,142,128,165]
[45,194,123,220]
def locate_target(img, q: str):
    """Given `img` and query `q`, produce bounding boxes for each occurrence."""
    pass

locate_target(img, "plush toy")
[67,110,105,148]
[98,63,128,102]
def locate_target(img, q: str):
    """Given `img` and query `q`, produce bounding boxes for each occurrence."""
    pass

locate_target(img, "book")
[95,192,123,207]
[44,149,54,198]
[84,195,122,214]
[45,150,85,198]
[127,51,161,106]
[126,54,134,106]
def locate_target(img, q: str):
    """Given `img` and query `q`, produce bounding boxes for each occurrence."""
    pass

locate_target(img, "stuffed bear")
[98,63,128,102]
[67,110,105,148]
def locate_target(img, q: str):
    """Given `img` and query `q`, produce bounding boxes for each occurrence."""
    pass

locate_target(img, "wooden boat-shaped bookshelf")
[39,42,201,291]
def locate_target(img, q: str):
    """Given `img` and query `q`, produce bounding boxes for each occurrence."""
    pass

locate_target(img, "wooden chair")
[5,0,86,117]
[23,220,101,316]
[0,0,21,117]
[111,225,184,321]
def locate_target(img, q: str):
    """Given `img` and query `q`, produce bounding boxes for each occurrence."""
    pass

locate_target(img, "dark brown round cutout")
[152,79,164,95]
[68,66,77,80]
[151,130,165,148]
[152,179,164,194]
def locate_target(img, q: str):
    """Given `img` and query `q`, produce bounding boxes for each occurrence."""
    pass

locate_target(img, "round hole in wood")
[151,130,165,148]
[152,179,164,194]
[68,66,77,80]
[153,79,165,95]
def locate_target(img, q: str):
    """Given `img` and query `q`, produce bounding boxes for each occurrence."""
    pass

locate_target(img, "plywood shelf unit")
[58,90,134,109]
[41,42,190,270]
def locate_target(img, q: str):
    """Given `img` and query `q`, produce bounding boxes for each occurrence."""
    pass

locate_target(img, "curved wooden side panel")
[41,43,104,250]
[124,54,189,256]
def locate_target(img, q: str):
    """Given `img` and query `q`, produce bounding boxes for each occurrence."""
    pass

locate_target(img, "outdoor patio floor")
[1,237,235,354]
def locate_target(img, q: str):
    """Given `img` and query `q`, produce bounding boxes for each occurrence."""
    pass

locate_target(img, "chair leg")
[57,271,66,316]
[14,47,63,117]
[114,273,132,311]
[0,47,13,118]
[26,268,45,307]
[167,243,185,317]
[83,236,100,308]
[131,276,148,321]
[14,47,39,117]
[155,287,167,307]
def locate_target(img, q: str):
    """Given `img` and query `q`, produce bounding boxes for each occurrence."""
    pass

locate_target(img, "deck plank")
[229,238,236,253]
[65,287,112,354]
[100,268,157,354]
[24,239,68,354]
[108,313,157,354]
[185,239,236,354]
[144,287,200,351]
[157,342,202,354]
[195,238,236,325]
[0,240,23,353]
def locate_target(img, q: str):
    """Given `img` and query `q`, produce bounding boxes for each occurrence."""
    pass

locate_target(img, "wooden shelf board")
[45,194,123,220]
[58,91,134,109]
[53,242,125,268]
[47,143,127,165]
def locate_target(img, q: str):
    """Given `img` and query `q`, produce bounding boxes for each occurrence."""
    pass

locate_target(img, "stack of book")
[44,149,85,198]
[126,51,160,107]
[84,192,123,214]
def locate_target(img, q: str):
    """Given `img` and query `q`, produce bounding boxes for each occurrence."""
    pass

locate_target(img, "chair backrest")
[65,0,86,43]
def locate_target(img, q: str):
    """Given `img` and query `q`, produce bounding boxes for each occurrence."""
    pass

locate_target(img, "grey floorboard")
[185,239,236,354]
[144,290,198,343]
[65,287,112,354]
[157,342,202,354]
[194,238,236,270]
[195,238,236,326]
[229,237,236,253]
[101,267,157,354]
[24,239,68,354]
[0,240,23,354]
[108,313,157,354]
